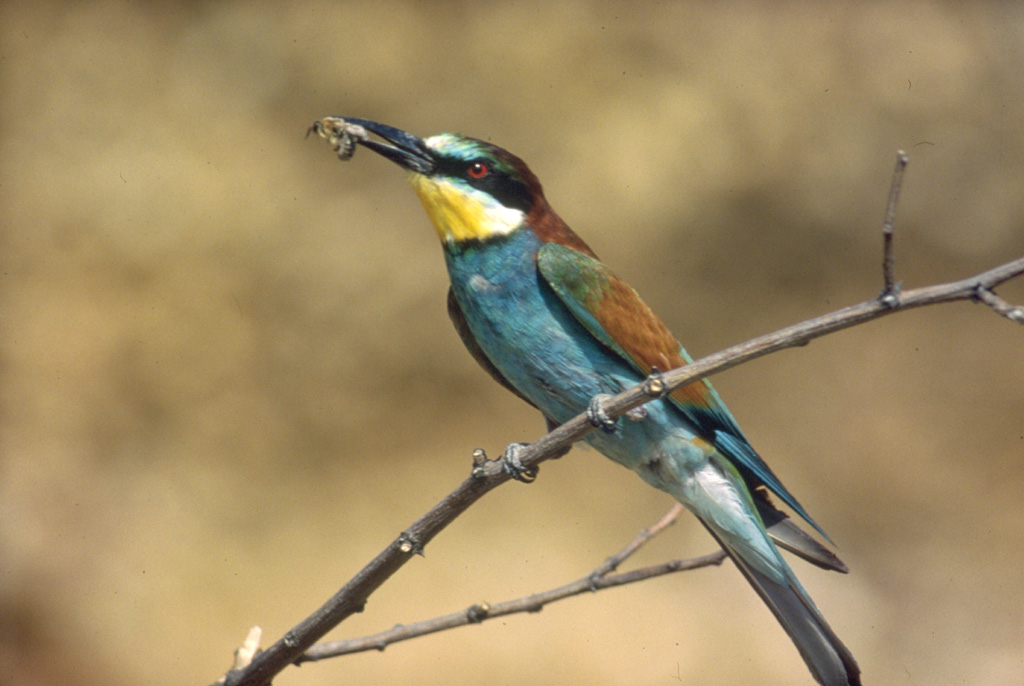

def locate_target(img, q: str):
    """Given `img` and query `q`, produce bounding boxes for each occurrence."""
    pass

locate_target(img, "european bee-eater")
[313,117,860,686]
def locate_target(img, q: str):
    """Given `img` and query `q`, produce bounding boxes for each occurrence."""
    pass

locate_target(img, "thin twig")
[299,505,713,662]
[974,286,1024,324]
[880,151,909,306]
[216,254,1024,686]
[589,502,685,578]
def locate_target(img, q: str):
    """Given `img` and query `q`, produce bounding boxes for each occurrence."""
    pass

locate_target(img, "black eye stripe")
[435,156,532,213]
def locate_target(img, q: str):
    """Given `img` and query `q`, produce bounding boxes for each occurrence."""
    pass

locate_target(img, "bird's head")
[332,118,556,247]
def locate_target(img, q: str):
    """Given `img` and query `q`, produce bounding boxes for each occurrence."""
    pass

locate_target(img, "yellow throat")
[408,174,525,244]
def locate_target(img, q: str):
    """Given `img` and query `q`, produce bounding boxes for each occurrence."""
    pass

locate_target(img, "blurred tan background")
[2,1,1023,684]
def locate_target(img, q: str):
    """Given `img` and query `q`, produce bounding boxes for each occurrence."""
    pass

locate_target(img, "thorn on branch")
[643,366,668,399]
[470,448,489,478]
[466,603,491,623]
[397,532,424,556]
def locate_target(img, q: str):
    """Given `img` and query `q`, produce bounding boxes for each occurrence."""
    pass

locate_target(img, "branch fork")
[214,151,1024,686]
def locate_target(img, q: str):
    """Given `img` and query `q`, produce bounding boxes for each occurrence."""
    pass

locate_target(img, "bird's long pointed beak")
[311,116,436,175]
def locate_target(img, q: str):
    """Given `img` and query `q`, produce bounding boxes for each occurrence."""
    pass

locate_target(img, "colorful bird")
[313,117,860,686]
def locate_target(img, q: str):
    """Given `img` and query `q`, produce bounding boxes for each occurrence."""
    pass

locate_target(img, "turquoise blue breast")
[444,229,690,471]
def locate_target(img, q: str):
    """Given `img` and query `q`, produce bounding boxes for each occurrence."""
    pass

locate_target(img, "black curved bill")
[340,117,436,175]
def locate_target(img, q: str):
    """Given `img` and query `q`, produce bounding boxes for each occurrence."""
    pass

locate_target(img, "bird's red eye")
[467,162,488,178]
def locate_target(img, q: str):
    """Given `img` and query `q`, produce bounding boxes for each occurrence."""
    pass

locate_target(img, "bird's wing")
[537,242,830,540]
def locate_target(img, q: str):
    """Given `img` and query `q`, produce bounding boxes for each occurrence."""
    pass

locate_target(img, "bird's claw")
[502,442,538,483]
[587,394,619,434]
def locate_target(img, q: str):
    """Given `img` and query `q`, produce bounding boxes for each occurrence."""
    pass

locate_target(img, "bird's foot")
[501,442,538,483]
[587,394,619,434]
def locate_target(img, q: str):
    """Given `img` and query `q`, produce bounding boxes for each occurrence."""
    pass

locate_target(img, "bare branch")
[215,148,1022,686]
[590,502,685,577]
[974,286,1024,324]
[215,252,1024,686]
[880,151,910,305]
[300,552,727,660]
[506,254,1024,486]
[298,505,719,662]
